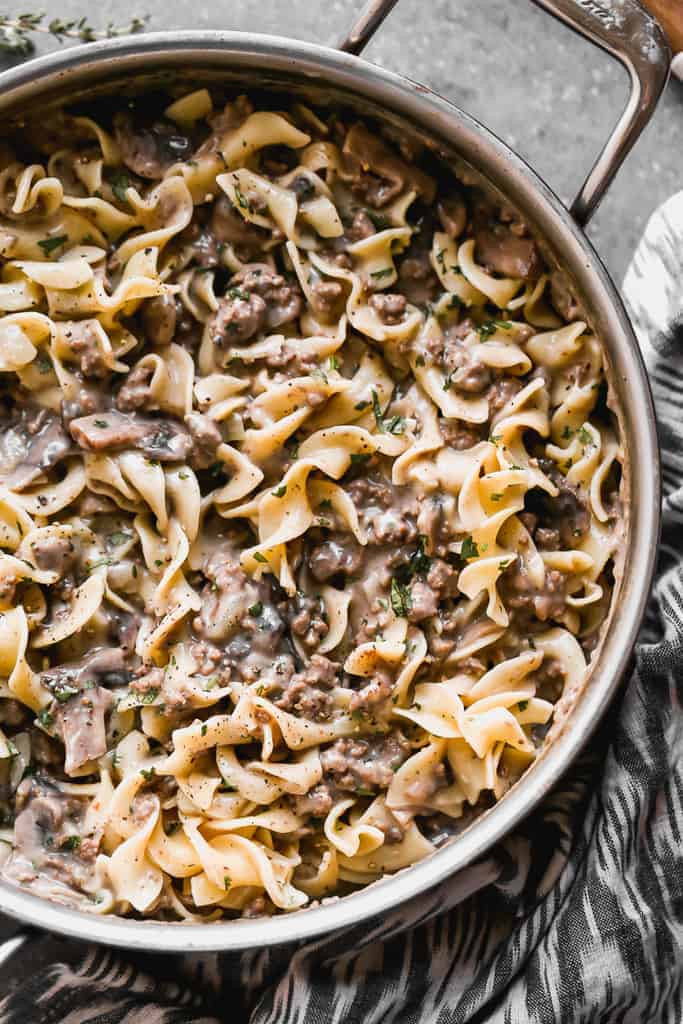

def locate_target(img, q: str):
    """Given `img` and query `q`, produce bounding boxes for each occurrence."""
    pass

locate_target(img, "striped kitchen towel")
[0,195,682,1023]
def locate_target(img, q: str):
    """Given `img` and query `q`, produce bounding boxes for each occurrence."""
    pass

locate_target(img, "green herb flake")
[371,389,405,436]
[271,484,287,498]
[355,399,370,411]
[37,708,53,729]
[578,426,592,445]
[517,700,529,712]
[478,319,512,341]
[110,172,132,205]
[227,286,250,302]
[224,874,232,891]
[109,531,132,547]
[328,355,340,371]
[201,724,207,736]
[140,766,156,782]
[562,426,574,440]
[490,492,503,502]
[390,577,412,618]
[460,535,479,560]
[61,835,81,852]
[248,601,263,618]
[234,186,251,211]
[38,234,68,256]
[370,267,392,280]
[140,687,159,705]
[356,787,375,797]
[253,552,268,564]
[350,452,371,465]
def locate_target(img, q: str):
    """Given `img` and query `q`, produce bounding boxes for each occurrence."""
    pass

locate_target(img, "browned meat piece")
[310,280,345,320]
[397,253,439,307]
[401,761,447,807]
[532,655,566,700]
[275,654,339,721]
[56,686,114,774]
[437,195,467,238]
[347,476,393,509]
[30,726,63,769]
[407,583,437,623]
[29,534,76,575]
[528,474,591,547]
[189,640,232,685]
[116,364,155,412]
[193,543,270,643]
[474,206,542,281]
[209,291,267,346]
[439,419,486,450]
[210,195,268,259]
[230,265,303,330]
[347,210,377,242]
[349,666,394,712]
[0,408,74,489]
[499,561,567,624]
[441,326,492,393]
[60,388,102,426]
[177,222,223,268]
[370,510,418,546]
[141,294,176,347]
[286,594,330,652]
[185,412,222,470]
[488,376,524,419]
[293,782,334,818]
[426,558,459,599]
[61,321,110,378]
[320,732,411,792]
[342,123,436,208]
[113,113,191,179]
[534,526,561,550]
[69,411,192,461]
[369,293,407,325]
[309,534,364,582]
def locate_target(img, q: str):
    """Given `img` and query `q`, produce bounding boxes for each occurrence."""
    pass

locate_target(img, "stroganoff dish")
[0,89,622,918]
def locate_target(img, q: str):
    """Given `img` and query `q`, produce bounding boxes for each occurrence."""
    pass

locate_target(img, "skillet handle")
[339,0,671,228]
[337,0,399,56]
[523,0,671,226]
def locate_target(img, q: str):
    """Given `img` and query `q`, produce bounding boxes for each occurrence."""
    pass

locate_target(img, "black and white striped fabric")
[1,196,682,1024]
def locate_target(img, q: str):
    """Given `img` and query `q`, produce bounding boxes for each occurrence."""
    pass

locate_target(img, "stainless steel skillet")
[0,0,668,953]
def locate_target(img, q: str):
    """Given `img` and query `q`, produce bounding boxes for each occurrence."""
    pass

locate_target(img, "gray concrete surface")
[1,0,681,283]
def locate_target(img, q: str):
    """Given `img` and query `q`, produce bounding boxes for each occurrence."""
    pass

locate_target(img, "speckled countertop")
[0,0,681,281]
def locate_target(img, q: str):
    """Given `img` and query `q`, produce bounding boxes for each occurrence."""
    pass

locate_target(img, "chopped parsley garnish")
[234,186,251,211]
[61,835,82,852]
[253,552,268,564]
[562,426,574,440]
[578,426,592,445]
[201,724,207,737]
[36,353,53,374]
[110,172,132,205]
[328,355,340,371]
[371,389,405,435]
[355,399,371,411]
[370,267,393,280]
[356,787,375,797]
[140,688,159,705]
[38,234,68,256]
[447,293,463,310]
[227,286,250,302]
[51,682,79,703]
[442,371,454,392]
[517,700,529,711]
[460,535,479,560]
[224,874,232,891]
[140,766,156,782]
[272,484,287,498]
[490,492,503,502]
[249,601,263,618]
[94,419,109,429]
[350,452,371,465]
[37,709,53,729]
[390,577,412,618]
[478,319,512,340]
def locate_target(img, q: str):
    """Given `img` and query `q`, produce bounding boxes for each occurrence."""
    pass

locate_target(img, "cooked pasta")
[0,91,623,919]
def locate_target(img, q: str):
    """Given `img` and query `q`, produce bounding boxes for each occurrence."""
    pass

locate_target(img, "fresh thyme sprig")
[0,12,148,56]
